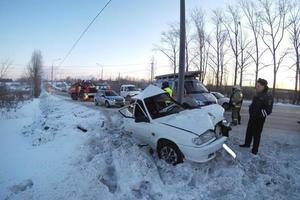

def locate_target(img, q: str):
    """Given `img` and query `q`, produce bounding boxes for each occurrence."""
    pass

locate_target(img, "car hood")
[155,104,224,136]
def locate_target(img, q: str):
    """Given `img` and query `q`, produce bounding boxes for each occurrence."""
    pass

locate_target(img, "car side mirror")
[135,115,150,123]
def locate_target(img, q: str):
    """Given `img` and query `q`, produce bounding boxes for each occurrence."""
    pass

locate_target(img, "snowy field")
[0,92,300,200]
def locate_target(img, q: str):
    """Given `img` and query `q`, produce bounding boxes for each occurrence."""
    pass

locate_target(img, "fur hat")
[257,78,268,86]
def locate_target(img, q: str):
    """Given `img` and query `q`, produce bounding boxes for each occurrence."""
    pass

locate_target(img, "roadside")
[0,92,299,199]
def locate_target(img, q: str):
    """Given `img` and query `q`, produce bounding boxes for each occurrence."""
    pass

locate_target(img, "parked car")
[94,83,110,91]
[119,85,232,165]
[68,80,97,101]
[120,84,141,101]
[211,92,230,110]
[95,90,125,107]
[154,71,217,108]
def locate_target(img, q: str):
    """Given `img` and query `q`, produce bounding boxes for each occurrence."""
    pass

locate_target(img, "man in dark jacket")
[239,78,273,155]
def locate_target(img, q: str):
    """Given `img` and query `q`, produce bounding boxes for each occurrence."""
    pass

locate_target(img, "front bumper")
[179,136,227,163]
[109,100,125,106]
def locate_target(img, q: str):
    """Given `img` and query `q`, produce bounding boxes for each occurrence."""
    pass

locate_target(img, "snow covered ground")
[0,92,299,200]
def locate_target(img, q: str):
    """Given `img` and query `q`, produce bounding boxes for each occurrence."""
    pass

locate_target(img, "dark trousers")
[232,107,241,124]
[244,117,265,152]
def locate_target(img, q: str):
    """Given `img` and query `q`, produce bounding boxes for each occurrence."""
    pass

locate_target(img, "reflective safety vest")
[164,87,173,97]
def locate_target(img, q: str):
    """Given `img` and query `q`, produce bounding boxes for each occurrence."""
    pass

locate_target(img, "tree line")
[155,0,300,103]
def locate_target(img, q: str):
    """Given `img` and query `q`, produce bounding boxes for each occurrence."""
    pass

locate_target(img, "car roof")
[121,84,136,87]
[135,85,165,100]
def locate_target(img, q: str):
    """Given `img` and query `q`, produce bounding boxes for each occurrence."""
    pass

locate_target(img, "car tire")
[222,102,229,110]
[157,140,183,165]
[105,101,110,108]
[71,93,78,100]
[94,99,98,106]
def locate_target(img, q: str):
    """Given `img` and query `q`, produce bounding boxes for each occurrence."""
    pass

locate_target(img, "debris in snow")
[77,125,88,132]
[9,179,33,194]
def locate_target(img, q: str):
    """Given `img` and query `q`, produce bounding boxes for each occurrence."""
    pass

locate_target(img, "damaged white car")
[119,85,234,165]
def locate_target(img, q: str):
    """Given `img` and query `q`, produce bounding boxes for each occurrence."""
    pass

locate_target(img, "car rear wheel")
[105,101,110,108]
[157,140,183,165]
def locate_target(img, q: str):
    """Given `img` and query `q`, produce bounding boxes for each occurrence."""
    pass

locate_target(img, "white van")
[120,84,141,100]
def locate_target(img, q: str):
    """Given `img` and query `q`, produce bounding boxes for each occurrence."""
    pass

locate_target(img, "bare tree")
[0,59,12,79]
[208,9,228,87]
[223,5,241,86]
[259,0,290,96]
[191,8,209,82]
[27,50,43,98]
[238,27,253,87]
[154,24,179,74]
[288,0,300,103]
[241,0,268,86]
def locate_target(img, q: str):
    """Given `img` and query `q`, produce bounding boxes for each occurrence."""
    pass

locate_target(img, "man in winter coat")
[229,85,243,126]
[239,78,273,155]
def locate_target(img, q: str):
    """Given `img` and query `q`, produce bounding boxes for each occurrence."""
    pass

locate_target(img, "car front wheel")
[94,99,98,106]
[157,140,183,165]
[105,101,110,108]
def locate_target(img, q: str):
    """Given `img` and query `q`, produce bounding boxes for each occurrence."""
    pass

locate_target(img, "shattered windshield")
[144,93,184,119]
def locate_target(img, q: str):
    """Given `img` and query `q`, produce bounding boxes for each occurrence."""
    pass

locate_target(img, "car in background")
[211,92,230,110]
[94,83,110,91]
[120,84,141,101]
[154,71,217,108]
[119,85,232,165]
[68,80,97,101]
[94,90,125,108]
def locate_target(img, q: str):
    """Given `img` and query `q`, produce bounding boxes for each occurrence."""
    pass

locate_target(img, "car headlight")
[192,130,215,145]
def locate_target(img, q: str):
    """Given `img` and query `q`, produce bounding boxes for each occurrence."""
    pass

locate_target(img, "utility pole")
[150,57,154,83]
[177,0,186,104]
[96,63,103,80]
[51,58,61,86]
[51,64,54,85]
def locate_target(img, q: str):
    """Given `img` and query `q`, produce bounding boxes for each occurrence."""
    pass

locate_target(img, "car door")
[131,100,152,144]
[98,91,105,105]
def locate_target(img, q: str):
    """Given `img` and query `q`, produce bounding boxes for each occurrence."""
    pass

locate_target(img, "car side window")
[134,100,147,119]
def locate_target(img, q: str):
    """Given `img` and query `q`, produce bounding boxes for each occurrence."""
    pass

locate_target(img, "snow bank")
[1,92,299,200]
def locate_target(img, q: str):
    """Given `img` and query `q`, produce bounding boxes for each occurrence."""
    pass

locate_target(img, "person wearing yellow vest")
[161,81,173,97]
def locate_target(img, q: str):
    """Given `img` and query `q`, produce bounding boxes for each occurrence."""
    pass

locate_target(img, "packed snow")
[0,92,299,200]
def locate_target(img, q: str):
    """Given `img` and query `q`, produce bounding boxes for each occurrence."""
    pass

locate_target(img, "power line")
[59,0,113,66]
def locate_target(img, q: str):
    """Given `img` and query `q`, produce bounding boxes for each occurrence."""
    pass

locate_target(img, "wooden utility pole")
[177,0,186,104]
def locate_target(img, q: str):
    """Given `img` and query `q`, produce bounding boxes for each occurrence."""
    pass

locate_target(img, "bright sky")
[0,0,296,89]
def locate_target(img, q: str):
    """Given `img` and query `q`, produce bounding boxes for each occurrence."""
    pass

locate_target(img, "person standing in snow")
[229,85,243,126]
[240,78,273,155]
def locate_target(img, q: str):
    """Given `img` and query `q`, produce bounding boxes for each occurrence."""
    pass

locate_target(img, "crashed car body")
[119,85,231,164]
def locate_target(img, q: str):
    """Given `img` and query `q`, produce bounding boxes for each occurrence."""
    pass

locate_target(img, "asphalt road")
[230,101,300,132]
[54,91,300,133]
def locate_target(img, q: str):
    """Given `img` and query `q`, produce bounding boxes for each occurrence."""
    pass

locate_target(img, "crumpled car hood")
[155,104,224,136]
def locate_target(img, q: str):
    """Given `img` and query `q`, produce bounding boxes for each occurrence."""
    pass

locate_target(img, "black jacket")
[249,90,273,120]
